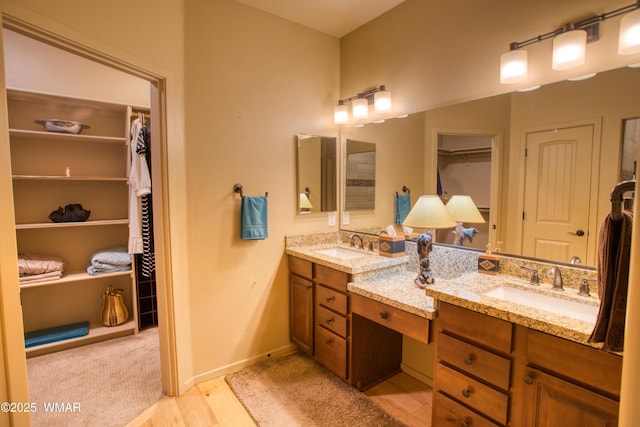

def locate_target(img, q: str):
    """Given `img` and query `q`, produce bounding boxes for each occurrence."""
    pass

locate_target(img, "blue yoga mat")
[24,321,90,348]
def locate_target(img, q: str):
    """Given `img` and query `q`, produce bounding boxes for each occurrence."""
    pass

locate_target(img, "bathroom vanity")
[285,233,623,426]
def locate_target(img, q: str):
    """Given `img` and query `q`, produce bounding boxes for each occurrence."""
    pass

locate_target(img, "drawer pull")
[461,388,471,398]
[325,296,335,303]
[523,375,534,385]
[325,338,333,345]
[379,312,388,320]
[325,317,334,325]
[463,355,473,365]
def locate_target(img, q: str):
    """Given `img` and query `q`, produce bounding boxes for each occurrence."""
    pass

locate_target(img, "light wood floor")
[127,372,432,426]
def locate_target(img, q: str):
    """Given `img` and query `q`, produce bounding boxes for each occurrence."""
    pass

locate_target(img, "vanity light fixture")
[500,1,640,84]
[333,85,391,124]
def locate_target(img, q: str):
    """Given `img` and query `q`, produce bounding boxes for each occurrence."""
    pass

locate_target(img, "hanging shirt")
[128,118,151,254]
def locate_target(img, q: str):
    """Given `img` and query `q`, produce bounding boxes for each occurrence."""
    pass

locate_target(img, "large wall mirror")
[344,139,376,211]
[297,134,337,214]
[339,66,640,267]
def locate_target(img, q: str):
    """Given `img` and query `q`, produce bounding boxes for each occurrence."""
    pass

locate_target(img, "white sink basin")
[484,286,599,323]
[314,247,367,260]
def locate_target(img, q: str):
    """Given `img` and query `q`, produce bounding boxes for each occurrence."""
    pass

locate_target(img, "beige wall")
[183,0,339,380]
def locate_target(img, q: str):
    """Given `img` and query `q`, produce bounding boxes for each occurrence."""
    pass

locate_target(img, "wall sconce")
[333,85,391,124]
[445,195,486,246]
[500,1,640,84]
[402,195,456,288]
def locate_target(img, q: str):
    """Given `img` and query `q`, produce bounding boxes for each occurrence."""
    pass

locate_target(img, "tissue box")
[378,234,405,257]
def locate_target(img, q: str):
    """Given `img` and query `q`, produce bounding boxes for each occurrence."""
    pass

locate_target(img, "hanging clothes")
[136,123,155,277]
[128,116,151,255]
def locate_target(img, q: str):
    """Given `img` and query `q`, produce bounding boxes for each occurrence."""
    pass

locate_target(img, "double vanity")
[286,232,622,426]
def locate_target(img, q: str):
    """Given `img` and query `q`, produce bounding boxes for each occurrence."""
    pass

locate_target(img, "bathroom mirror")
[297,134,337,214]
[339,66,640,267]
[344,139,376,211]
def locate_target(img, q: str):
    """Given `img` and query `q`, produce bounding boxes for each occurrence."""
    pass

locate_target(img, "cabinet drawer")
[289,256,312,280]
[316,284,347,315]
[350,292,429,344]
[315,264,348,292]
[438,332,511,390]
[438,302,512,354]
[526,329,622,397]
[315,325,347,380]
[435,363,509,426]
[433,392,500,427]
[316,304,348,338]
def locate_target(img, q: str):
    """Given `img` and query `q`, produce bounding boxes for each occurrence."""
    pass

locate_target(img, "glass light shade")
[352,98,369,119]
[374,90,391,112]
[619,8,640,55]
[402,195,456,229]
[334,103,348,124]
[552,30,587,70]
[500,49,528,84]
[445,195,485,223]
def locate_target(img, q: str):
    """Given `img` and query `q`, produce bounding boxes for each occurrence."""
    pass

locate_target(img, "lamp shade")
[374,88,392,112]
[352,98,369,119]
[552,29,586,70]
[619,8,640,55]
[446,195,486,223]
[299,192,313,212]
[334,102,348,124]
[402,195,456,229]
[500,49,528,84]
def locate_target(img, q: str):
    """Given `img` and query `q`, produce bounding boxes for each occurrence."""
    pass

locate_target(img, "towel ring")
[233,183,268,198]
[396,186,410,197]
[610,179,635,221]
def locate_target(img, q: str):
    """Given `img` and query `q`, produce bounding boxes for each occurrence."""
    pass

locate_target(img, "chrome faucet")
[520,265,539,286]
[349,234,364,249]
[549,265,564,291]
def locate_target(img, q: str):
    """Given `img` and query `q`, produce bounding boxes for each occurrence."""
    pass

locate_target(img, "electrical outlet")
[342,211,350,225]
[328,211,336,226]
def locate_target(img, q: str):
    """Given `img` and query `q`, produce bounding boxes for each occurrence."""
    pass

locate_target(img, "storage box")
[478,254,500,275]
[378,234,406,257]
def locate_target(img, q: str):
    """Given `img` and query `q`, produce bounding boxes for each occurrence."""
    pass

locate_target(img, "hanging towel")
[241,196,268,240]
[437,169,443,196]
[588,211,633,352]
[395,193,411,224]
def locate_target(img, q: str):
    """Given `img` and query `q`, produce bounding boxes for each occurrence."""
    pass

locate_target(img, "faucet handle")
[520,265,539,286]
[579,277,597,297]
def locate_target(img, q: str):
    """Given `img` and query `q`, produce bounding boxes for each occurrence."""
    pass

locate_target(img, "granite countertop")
[425,271,603,348]
[348,271,436,320]
[285,243,409,275]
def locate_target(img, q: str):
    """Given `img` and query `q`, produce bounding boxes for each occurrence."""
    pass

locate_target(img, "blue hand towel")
[395,193,411,224]
[24,321,89,348]
[241,196,268,240]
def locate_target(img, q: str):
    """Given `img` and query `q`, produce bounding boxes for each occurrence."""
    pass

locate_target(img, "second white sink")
[484,285,599,323]
[314,247,367,260]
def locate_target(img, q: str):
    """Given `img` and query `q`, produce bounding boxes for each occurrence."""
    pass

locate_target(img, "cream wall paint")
[183,0,340,378]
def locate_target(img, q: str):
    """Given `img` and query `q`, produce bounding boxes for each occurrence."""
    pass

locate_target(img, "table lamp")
[445,195,485,246]
[402,195,456,288]
[299,190,313,214]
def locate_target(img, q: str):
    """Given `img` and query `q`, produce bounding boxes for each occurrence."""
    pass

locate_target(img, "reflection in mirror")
[297,134,337,214]
[621,117,639,181]
[344,139,376,211]
[338,66,640,267]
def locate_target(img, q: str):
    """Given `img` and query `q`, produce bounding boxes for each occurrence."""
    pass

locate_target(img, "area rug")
[27,327,163,427]
[225,352,406,426]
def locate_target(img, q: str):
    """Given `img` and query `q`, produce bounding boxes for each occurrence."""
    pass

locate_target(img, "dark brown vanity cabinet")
[289,256,314,355]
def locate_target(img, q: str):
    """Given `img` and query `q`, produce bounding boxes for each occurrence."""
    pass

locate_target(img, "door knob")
[570,229,585,236]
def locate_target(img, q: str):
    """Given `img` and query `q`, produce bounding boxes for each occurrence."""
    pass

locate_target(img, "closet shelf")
[9,129,127,144]
[25,320,137,358]
[13,175,127,182]
[20,270,133,289]
[16,219,129,229]
[438,147,491,156]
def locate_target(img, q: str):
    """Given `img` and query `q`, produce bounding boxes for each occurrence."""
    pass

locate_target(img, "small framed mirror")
[297,134,337,214]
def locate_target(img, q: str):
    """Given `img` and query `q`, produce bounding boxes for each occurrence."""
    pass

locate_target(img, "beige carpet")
[225,352,406,426]
[27,327,163,427]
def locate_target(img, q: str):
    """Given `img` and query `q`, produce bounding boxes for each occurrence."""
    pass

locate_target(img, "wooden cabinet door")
[290,274,313,355]
[522,367,618,426]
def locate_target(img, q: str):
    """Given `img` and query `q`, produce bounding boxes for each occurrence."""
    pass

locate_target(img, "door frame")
[516,118,603,265]
[0,10,180,409]
[431,127,503,250]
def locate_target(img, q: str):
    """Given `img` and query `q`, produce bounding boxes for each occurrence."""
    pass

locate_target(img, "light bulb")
[619,8,640,55]
[334,103,348,124]
[352,98,369,119]
[500,49,528,84]
[374,89,391,112]
[552,29,587,70]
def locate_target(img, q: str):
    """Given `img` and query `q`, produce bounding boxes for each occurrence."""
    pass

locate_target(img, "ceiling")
[233,0,406,38]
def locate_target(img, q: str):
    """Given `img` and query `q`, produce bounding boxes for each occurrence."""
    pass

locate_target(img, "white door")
[522,125,594,263]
